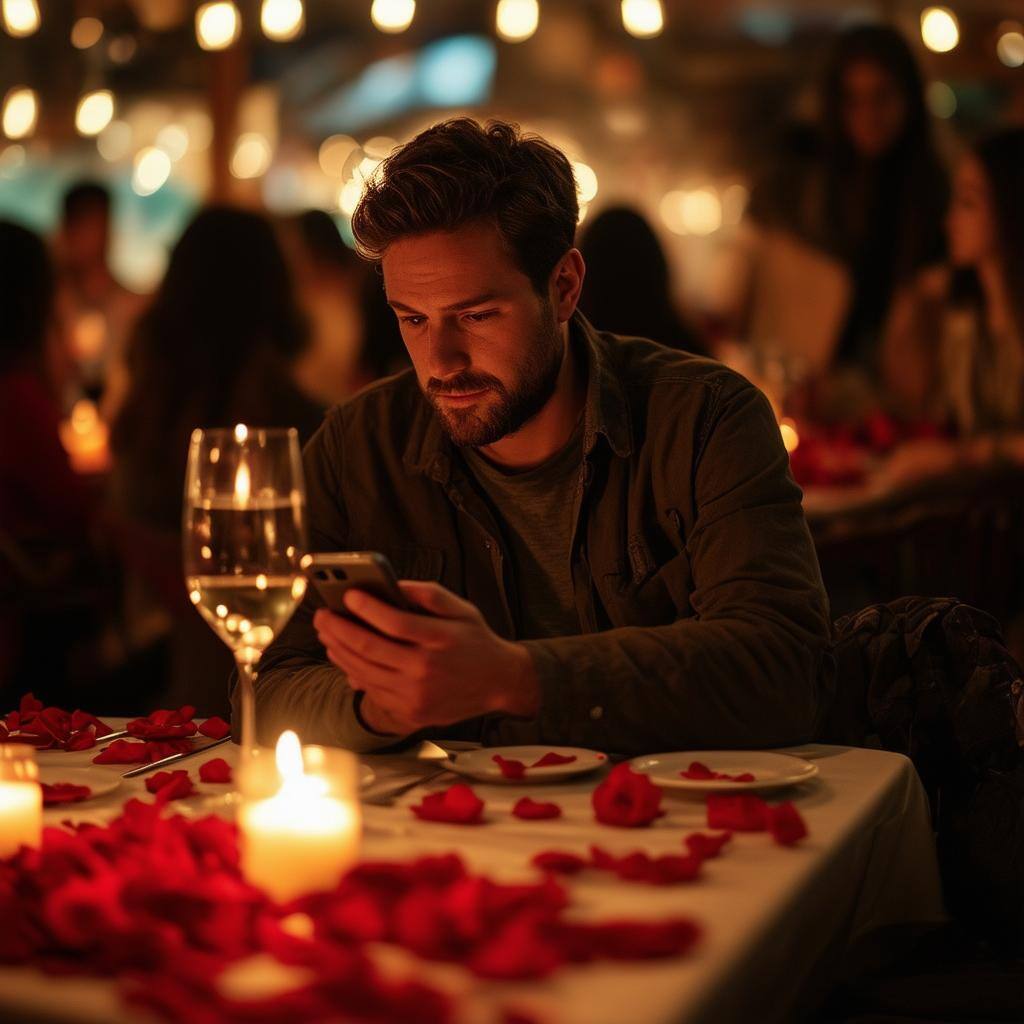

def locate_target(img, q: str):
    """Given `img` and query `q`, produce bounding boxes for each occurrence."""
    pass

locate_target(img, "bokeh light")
[132,146,172,196]
[371,0,415,34]
[75,90,115,137]
[920,7,959,54]
[621,0,664,39]
[196,1,241,51]
[496,0,539,43]
[2,87,38,140]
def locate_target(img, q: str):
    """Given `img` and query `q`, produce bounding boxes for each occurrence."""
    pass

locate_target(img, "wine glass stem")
[235,657,258,759]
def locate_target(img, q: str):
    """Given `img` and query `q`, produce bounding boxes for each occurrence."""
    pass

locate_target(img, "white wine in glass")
[183,425,307,757]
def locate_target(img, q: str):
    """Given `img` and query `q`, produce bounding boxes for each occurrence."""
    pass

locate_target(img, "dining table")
[0,719,946,1024]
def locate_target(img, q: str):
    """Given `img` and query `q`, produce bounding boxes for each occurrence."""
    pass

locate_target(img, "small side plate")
[38,766,121,802]
[442,745,607,784]
[629,751,819,792]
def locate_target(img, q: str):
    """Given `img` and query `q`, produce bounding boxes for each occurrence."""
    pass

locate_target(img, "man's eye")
[464,311,496,323]
[401,315,426,326]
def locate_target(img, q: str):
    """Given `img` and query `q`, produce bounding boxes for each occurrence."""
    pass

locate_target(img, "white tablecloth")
[0,724,946,1024]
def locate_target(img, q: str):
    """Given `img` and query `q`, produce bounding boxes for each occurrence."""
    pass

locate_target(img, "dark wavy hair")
[0,220,54,373]
[111,207,307,523]
[818,23,948,279]
[352,118,578,294]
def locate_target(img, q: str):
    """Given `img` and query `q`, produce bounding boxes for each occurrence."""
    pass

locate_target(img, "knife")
[121,735,231,778]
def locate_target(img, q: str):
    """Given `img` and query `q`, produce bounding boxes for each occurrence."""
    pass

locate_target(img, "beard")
[424,305,565,448]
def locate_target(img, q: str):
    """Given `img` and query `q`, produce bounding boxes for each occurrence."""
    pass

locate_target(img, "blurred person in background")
[107,206,323,713]
[883,129,1024,436]
[53,180,144,409]
[727,23,948,403]
[0,221,96,701]
[578,206,707,355]
[279,210,372,405]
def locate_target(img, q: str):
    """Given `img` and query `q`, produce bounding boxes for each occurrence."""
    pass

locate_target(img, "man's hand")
[312,581,539,737]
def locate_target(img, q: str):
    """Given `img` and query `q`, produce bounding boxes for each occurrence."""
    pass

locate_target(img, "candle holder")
[238,731,361,902]
[0,744,42,858]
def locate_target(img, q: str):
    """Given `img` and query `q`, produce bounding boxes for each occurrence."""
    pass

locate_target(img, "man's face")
[381,223,564,447]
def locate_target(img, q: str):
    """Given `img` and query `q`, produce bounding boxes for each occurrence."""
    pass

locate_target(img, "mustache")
[426,372,504,396]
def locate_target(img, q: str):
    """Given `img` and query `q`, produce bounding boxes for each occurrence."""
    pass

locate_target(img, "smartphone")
[302,551,414,620]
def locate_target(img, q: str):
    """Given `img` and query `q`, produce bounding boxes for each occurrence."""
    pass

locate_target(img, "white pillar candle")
[240,731,360,902]
[0,746,42,858]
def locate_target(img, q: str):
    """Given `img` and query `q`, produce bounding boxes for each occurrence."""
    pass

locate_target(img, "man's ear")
[549,248,585,324]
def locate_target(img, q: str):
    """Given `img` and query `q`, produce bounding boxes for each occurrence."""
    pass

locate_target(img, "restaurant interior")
[2,1,1024,1022]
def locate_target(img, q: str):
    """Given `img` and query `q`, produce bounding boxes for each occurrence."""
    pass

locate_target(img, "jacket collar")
[403,311,632,482]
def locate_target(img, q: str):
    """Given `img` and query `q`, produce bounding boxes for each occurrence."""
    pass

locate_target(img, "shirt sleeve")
[484,384,833,756]
[234,410,402,752]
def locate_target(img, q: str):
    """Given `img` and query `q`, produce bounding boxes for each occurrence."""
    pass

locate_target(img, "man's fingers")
[397,580,477,620]
[341,589,448,643]
[314,607,414,669]
[324,640,404,693]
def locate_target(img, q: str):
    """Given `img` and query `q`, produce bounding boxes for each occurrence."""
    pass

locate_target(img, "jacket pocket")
[600,536,694,627]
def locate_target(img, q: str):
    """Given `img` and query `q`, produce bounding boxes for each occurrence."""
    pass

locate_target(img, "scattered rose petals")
[126,707,198,740]
[198,758,233,784]
[766,801,808,846]
[680,761,755,783]
[592,763,665,827]
[0,694,113,752]
[92,739,149,765]
[685,831,732,859]
[706,793,770,832]
[532,851,588,875]
[531,752,578,768]
[492,754,526,780]
[590,846,703,885]
[40,782,92,806]
[512,797,561,820]
[198,716,230,740]
[411,784,485,824]
[145,770,196,802]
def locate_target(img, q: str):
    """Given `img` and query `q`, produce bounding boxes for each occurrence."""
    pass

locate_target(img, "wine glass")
[183,424,307,759]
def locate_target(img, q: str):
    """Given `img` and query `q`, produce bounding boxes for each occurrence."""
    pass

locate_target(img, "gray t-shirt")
[461,418,584,640]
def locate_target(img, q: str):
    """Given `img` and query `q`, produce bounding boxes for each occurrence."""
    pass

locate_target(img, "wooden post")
[208,39,249,203]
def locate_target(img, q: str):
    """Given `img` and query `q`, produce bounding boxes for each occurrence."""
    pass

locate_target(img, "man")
[244,118,832,755]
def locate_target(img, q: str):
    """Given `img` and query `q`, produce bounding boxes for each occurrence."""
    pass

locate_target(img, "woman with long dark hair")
[578,206,705,354]
[109,207,323,712]
[883,129,1024,432]
[740,23,948,378]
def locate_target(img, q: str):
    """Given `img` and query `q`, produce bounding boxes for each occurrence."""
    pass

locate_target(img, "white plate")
[38,766,121,802]
[629,751,819,792]
[442,745,607,784]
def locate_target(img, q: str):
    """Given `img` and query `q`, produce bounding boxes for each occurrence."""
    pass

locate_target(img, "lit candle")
[0,745,42,858]
[240,731,360,902]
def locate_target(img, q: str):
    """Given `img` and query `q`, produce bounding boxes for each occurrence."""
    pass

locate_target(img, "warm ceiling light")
[261,0,303,41]
[997,24,1024,68]
[2,87,38,140]
[230,133,272,179]
[2,0,40,37]
[495,0,538,43]
[621,0,663,39]
[370,0,415,34]
[75,90,115,137]
[196,1,241,51]
[71,16,103,49]
[920,7,959,54]
[132,146,172,196]
[572,161,598,203]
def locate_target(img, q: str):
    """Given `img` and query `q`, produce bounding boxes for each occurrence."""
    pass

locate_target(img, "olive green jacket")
[239,314,833,755]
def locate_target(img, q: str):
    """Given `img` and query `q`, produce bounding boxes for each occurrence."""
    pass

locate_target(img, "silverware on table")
[361,766,452,806]
[121,735,231,778]
[99,730,129,743]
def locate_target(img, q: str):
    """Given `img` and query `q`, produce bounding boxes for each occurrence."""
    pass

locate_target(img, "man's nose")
[427,321,470,379]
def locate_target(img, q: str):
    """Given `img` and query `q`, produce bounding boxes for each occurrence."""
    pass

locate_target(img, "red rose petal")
[706,793,770,831]
[19,692,44,716]
[512,797,561,820]
[592,763,664,828]
[145,770,196,802]
[589,846,702,885]
[40,782,92,806]
[93,739,150,764]
[492,754,526,780]
[411,784,484,824]
[144,739,194,762]
[70,710,112,738]
[684,831,732,860]
[531,851,588,875]
[198,758,232,784]
[766,801,808,846]
[531,752,577,768]
[680,761,757,783]
[197,716,230,740]
[64,728,98,752]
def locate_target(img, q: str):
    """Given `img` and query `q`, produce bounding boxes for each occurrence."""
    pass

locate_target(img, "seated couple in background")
[239,117,833,757]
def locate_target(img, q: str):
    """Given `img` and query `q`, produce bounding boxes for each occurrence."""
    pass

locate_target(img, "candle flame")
[275,730,304,781]
[234,458,251,506]
[234,422,248,444]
